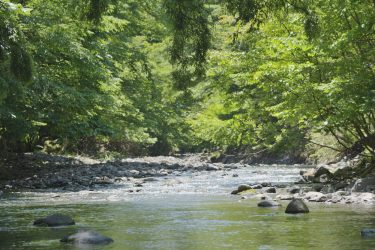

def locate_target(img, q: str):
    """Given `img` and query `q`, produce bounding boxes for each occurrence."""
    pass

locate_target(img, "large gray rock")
[331,163,353,180]
[314,165,332,178]
[33,214,75,227]
[361,229,375,238]
[257,200,281,207]
[351,177,375,193]
[61,231,113,245]
[285,199,309,214]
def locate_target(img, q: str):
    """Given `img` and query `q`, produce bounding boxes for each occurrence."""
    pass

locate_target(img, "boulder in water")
[361,229,375,238]
[237,184,252,192]
[231,184,253,195]
[61,230,113,245]
[33,214,75,227]
[257,200,281,207]
[285,199,309,214]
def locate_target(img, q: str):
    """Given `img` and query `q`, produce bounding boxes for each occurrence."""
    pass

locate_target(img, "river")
[0,164,374,249]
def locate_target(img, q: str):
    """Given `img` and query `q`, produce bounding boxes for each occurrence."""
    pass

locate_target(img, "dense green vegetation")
[0,0,374,161]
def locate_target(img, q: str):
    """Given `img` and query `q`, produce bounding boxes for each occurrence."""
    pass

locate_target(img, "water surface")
[0,165,374,250]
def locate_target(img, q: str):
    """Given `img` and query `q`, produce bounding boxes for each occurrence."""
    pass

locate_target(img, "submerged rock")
[61,230,113,245]
[257,200,281,207]
[361,229,375,238]
[285,199,309,214]
[33,214,75,227]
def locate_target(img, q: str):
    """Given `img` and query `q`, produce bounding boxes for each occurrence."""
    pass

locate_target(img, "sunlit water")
[0,165,374,250]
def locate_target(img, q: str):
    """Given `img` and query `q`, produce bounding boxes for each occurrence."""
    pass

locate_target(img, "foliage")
[0,0,374,161]
[0,0,188,155]
[189,0,375,159]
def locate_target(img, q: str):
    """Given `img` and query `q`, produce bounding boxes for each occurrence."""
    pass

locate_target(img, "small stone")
[287,186,301,194]
[285,199,309,214]
[206,164,219,171]
[277,195,293,200]
[264,187,276,193]
[143,177,158,182]
[251,184,263,189]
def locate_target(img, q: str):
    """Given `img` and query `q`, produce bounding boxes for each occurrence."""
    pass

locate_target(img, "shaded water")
[0,165,374,249]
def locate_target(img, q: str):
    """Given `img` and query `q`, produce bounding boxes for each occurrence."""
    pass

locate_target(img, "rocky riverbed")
[1,153,374,206]
[0,153,227,191]
[230,157,375,206]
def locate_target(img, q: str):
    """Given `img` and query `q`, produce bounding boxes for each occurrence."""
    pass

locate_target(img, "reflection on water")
[0,165,374,250]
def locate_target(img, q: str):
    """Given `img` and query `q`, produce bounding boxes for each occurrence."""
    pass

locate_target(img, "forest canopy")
[0,0,374,161]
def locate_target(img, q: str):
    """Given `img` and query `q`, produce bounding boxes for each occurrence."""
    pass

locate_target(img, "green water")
[0,194,374,250]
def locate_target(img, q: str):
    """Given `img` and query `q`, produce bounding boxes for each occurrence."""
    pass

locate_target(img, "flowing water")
[0,164,374,250]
